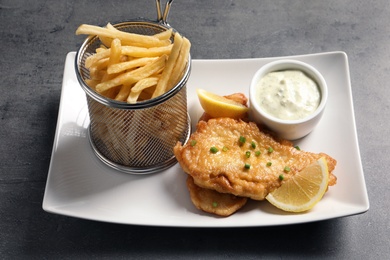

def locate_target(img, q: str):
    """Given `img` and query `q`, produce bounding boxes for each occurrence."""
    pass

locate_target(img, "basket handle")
[155,0,174,25]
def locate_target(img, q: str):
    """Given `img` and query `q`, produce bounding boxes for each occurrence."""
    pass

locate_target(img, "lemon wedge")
[196,89,249,119]
[266,157,329,212]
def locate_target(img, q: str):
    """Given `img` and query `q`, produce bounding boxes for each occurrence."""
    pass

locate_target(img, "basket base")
[87,114,191,175]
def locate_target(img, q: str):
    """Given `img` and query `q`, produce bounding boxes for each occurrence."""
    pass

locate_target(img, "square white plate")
[43,51,369,227]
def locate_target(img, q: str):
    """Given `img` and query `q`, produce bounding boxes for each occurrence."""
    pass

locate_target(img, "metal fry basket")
[75,1,191,174]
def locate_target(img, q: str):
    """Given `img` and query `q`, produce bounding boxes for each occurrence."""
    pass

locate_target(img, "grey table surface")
[1,0,389,259]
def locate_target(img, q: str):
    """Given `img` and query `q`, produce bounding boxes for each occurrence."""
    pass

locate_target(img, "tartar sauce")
[255,70,320,120]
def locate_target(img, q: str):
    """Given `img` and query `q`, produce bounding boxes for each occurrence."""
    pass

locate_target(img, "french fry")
[76,23,170,48]
[98,35,112,48]
[88,57,109,80]
[131,77,159,92]
[103,86,121,99]
[87,44,170,70]
[153,28,173,40]
[85,49,110,68]
[137,86,156,101]
[96,46,107,53]
[106,23,171,46]
[98,24,118,47]
[102,55,167,100]
[107,57,158,75]
[101,38,123,98]
[120,45,172,58]
[166,36,191,91]
[89,57,109,71]
[127,77,159,103]
[108,38,122,65]
[85,79,100,90]
[115,82,132,102]
[95,39,121,82]
[152,32,183,98]
[89,67,106,81]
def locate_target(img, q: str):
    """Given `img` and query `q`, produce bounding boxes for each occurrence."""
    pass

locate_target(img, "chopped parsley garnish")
[245,151,251,158]
[268,147,274,153]
[294,145,301,150]
[279,174,284,180]
[284,166,291,172]
[210,146,219,154]
[239,136,246,146]
[244,163,251,169]
[266,162,272,167]
[251,141,256,149]
[255,151,261,156]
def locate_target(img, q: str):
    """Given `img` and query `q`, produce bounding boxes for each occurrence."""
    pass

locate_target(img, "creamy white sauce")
[255,70,321,120]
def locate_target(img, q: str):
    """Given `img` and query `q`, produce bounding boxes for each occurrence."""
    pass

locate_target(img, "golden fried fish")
[174,118,337,201]
[186,176,247,216]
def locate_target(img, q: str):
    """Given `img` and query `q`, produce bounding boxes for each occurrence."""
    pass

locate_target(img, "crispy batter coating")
[186,176,247,216]
[174,118,337,201]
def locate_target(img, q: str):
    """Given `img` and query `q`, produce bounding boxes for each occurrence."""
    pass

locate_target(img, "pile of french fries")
[76,23,191,103]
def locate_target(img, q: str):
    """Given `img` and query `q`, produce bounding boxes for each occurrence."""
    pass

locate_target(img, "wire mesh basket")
[74,4,191,174]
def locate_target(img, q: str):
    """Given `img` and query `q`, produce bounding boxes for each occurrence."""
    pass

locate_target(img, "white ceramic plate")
[43,51,369,227]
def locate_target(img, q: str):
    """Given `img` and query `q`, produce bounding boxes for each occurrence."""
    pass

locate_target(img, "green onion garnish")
[255,151,261,156]
[239,136,246,146]
[279,174,284,180]
[245,151,251,158]
[268,147,274,153]
[266,162,272,167]
[190,140,197,146]
[251,141,256,149]
[210,146,218,153]
[284,166,291,172]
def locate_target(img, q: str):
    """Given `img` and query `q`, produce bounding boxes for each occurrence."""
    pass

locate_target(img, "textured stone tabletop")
[1,0,389,258]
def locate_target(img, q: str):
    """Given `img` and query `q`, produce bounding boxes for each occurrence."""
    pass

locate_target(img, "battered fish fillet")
[186,176,248,216]
[185,93,250,216]
[174,118,337,201]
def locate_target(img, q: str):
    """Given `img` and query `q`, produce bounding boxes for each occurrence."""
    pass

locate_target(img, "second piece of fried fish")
[186,175,247,216]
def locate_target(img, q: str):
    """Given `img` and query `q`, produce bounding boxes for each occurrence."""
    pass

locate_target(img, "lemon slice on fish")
[266,157,329,212]
[196,89,249,119]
